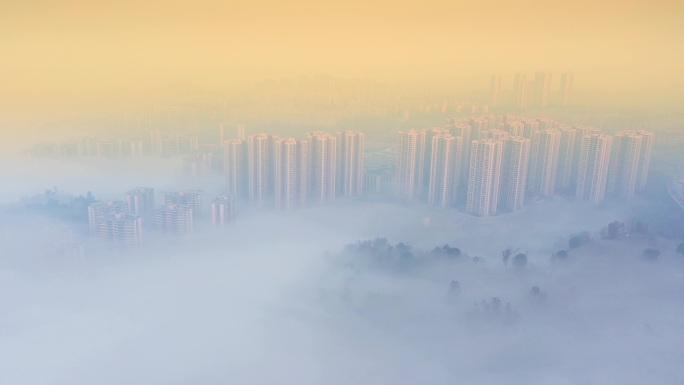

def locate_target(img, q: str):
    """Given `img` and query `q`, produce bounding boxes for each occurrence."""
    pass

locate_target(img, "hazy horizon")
[2,2,684,384]
[2,0,683,128]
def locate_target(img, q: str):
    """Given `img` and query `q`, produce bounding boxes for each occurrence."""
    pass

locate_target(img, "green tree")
[643,248,660,261]
[513,253,528,268]
[676,243,684,256]
[502,248,511,266]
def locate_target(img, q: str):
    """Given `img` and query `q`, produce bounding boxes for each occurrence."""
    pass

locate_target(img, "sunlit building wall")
[101,213,143,249]
[555,127,577,192]
[224,139,246,199]
[499,136,531,212]
[164,190,202,220]
[210,195,235,227]
[274,137,309,209]
[576,133,612,203]
[247,133,275,207]
[338,130,365,198]
[559,72,574,107]
[153,204,194,235]
[466,139,503,216]
[307,131,337,204]
[395,129,426,199]
[528,128,561,196]
[427,132,461,207]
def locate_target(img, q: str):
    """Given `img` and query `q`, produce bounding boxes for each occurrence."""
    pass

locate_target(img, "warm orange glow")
[1,0,683,128]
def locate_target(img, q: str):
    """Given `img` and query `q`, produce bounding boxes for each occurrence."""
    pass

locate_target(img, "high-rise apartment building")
[153,204,194,235]
[274,137,309,209]
[607,131,643,198]
[363,167,394,194]
[224,139,246,199]
[126,187,155,219]
[469,117,488,141]
[504,121,525,137]
[447,120,472,186]
[555,127,577,192]
[482,129,509,141]
[160,137,177,157]
[101,213,143,248]
[606,130,655,198]
[210,195,235,227]
[576,133,612,203]
[395,129,426,199]
[532,72,552,108]
[634,130,655,191]
[247,133,275,207]
[528,128,561,196]
[177,135,199,154]
[88,201,141,248]
[571,126,601,186]
[307,132,337,204]
[499,136,531,212]
[423,128,451,186]
[164,191,202,220]
[338,130,365,197]
[521,119,540,140]
[490,75,502,108]
[559,72,573,107]
[514,73,530,109]
[466,139,503,216]
[427,132,462,208]
[149,130,162,156]
[95,139,116,158]
[60,142,82,158]
[220,123,246,143]
[127,139,145,157]
[88,200,129,235]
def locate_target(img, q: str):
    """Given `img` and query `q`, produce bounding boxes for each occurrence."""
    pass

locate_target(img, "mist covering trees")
[677,243,684,256]
[12,188,95,223]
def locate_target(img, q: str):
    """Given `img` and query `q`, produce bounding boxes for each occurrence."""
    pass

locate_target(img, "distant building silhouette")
[559,72,573,107]
[532,72,552,108]
[490,75,502,108]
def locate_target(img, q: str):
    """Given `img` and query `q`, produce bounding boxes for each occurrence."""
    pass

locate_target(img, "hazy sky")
[1,0,683,122]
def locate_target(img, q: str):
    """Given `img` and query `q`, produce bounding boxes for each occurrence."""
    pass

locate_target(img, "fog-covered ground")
[1,157,683,385]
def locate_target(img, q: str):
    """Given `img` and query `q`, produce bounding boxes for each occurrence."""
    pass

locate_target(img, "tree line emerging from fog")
[8,188,96,224]
[332,231,684,326]
[340,224,683,277]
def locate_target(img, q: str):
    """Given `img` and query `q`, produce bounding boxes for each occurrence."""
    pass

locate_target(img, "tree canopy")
[676,243,684,256]
[512,253,528,268]
[643,248,660,261]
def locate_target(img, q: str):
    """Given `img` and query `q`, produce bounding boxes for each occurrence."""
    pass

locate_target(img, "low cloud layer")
[1,196,683,384]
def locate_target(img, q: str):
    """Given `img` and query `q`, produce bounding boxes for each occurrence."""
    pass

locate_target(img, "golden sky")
[1,0,682,123]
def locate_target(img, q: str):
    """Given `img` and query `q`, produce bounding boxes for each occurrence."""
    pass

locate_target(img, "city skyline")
[2,3,683,383]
